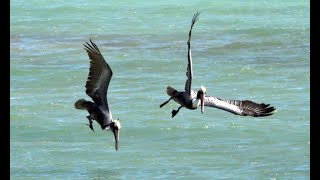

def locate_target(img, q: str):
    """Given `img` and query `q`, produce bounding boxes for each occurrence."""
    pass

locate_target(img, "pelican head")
[110,119,121,151]
[199,85,207,94]
[198,86,207,114]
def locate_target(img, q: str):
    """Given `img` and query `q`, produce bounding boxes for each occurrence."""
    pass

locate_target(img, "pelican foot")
[160,101,169,108]
[86,123,95,132]
[160,98,173,108]
[160,102,166,108]
[86,116,95,132]
[172,109,179,118]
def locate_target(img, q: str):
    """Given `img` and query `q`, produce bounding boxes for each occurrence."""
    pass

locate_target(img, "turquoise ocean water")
[10,0,310,179]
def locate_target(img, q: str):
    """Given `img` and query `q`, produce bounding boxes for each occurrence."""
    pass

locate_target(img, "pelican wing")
[204,96,276,117]
[185,12,200,96]
[84,39,113,111]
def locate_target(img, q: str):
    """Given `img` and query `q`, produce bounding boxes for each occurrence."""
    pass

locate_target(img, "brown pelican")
[74,39,121,151]
[160,12,276,118]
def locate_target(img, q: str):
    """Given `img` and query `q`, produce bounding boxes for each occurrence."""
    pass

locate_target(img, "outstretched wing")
[185,12,200,96]
[83,39,113,111]
[204,96,276,117]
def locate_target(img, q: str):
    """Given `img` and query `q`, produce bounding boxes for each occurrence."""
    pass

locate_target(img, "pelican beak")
[112,128,120,151]
[201,93,205,114]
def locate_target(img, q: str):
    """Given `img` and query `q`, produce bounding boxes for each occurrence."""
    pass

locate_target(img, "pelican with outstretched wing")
[160,12,276,118]
[74,39,121,151]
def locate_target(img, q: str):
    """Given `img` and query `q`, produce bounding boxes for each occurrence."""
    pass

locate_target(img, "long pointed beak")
[112,128,120,151]
[201,93,205,114]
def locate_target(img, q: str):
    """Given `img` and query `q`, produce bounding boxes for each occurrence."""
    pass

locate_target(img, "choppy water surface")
[11,0,309,179]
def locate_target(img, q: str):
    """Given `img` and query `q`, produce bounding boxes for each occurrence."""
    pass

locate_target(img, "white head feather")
[200,85,207,93]
[112,119,121,129]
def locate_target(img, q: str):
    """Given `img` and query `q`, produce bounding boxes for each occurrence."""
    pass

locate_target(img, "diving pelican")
[74,39,121,151]
[160,12,276,118]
